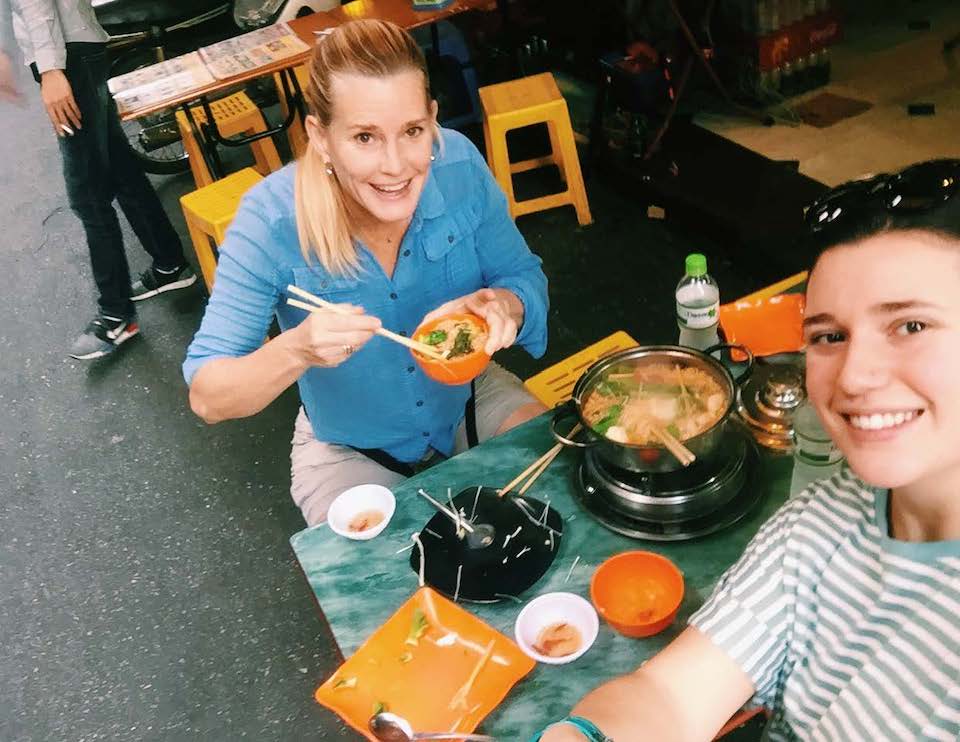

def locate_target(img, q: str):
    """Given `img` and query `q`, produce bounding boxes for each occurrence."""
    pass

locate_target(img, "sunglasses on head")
[804,159,960,232]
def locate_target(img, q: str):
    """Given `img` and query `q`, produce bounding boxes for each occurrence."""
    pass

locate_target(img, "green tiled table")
[291,414,794,739]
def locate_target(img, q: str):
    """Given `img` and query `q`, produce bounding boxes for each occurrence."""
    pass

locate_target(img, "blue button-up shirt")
[184,128,548,463]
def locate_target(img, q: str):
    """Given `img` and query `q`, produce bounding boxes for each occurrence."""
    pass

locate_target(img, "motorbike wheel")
[110,48,191,176]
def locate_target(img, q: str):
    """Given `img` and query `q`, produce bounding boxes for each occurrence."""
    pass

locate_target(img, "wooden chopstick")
[651,424,696,467]
[499,423,582,497]
[517,445,563,497]
[416,488,475,534]
[285,285,446,360]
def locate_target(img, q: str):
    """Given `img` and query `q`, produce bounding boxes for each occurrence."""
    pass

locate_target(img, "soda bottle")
[676,254,721,351]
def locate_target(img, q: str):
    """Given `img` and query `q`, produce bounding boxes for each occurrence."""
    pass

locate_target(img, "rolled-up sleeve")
[11,0,65,72]
[472,158,549,359]
[182,189,282,385]
[688,498,808,709]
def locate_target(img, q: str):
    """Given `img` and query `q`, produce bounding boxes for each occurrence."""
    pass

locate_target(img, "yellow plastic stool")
[479,72,592,225]
[175,91,283,189]
[524,331,638,409]
[180,168,263,292]
[274,65,311,158]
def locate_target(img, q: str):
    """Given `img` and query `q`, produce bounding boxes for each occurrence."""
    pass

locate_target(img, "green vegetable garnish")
[405,608,430,646]
[447,327,474,359]
[595,379,631,397]
[373,701,388,715]
[333,676,357,691]
[399,651,414,664]
[425,330,448,346]
[667,423,681,438]
[593,404,623,436]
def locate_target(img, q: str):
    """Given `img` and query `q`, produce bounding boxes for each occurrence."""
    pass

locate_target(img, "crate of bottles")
[754,0,842,96]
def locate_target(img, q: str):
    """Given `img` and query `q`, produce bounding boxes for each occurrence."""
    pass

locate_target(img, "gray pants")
[290,362,539,525]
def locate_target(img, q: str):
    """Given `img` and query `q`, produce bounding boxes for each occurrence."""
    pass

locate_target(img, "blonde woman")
[184,20,548,525]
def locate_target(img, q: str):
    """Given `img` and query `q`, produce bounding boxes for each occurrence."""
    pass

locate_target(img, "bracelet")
[528,716,614,742]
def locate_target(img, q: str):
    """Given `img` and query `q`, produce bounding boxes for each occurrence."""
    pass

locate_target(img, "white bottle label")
[676,300,720,329]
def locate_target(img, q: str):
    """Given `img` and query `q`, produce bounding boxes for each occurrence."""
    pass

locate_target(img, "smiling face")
[306,69,437,229]
[803,231,960,491]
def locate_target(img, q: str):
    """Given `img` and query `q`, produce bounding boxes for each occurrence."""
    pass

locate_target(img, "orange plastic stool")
[524,331,638,408]
[179,168,263,292]
[175,91,282,189]
[479,72,592,225]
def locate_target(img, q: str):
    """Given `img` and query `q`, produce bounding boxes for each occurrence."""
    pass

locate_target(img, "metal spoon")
[369,712,495,741]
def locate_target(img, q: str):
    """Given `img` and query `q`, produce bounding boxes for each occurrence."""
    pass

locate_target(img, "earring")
[430,154,436,162]
[325,162,334,175]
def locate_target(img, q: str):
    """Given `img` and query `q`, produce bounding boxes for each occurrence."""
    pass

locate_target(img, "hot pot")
[551,344,754,474]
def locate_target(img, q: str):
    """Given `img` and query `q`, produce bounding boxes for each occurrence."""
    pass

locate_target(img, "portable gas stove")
[573,424,763,541]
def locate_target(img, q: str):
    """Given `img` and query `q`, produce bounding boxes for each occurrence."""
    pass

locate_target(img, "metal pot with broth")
[553,345,753,474]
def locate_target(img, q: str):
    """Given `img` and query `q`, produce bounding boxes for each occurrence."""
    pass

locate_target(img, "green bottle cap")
[685,253,707,277]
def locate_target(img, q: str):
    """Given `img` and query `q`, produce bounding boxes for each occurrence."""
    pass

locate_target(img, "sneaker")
[130,264,197,301]
[68,315,140,360]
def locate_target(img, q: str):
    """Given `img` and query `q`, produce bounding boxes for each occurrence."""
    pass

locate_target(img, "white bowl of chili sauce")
[327,484,396,541]
[514,592,599,665]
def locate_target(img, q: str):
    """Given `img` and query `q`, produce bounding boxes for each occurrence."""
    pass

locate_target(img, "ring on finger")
[342,344,355,356]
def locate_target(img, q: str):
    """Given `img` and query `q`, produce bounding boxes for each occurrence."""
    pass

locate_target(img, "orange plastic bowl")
[412,313,491,386]
[590,551,684,638]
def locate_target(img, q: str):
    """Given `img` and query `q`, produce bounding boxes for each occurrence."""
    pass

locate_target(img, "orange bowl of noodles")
[412,313,491,386]
[590,551,684,638]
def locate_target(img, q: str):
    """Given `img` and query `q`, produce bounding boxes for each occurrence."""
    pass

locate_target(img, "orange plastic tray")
[315,587,535,740]
[719,293,806,360]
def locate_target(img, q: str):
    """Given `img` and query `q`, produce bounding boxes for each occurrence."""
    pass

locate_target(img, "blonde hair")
[295,19,438,275]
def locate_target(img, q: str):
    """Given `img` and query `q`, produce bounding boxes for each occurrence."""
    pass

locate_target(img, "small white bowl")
[327,484,396,541]
[514,592,599,665]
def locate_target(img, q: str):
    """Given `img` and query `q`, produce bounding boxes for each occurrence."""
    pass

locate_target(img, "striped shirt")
[690,468,960,741]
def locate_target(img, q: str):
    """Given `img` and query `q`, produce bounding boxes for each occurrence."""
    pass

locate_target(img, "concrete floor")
[2,4,958,740]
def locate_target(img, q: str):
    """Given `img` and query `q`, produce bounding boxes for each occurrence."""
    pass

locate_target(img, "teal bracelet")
[528,716,614,742]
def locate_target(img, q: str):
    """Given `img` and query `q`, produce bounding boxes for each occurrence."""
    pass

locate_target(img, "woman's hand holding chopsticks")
[287,285,447,359]
[290,301,382,368]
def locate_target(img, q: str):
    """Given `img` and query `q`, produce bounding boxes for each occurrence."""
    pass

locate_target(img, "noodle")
[584,363,726,445]
[417,318,488,359]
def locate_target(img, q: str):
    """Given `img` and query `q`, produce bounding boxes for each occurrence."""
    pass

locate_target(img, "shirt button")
[399,330,407,336]
[320,280,328,288]
[422,431,430,437]
[416,400,424,407]
[447,234,455,243]
[407,365,415,373]
[403,249,411,257]
[390,292,398,300]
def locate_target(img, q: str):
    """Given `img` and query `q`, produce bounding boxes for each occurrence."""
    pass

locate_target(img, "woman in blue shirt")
[184,19,549,525]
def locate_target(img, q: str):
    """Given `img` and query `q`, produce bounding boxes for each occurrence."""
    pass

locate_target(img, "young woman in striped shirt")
[536,160,960,742]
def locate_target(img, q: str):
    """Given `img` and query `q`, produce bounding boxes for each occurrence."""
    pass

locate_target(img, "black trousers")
[39,43,186,319]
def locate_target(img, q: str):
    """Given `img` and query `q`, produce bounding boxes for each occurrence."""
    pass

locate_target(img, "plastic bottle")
[794,54,808,94]
[676,254,720,351]
[789,401,845,496]
[818,47,832,85]
[780,59,795,96]
[756,0,767,34]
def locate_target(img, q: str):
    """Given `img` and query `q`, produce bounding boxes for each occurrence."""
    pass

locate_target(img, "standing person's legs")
[57,47,135,323]
[290,408,406,526]
[90,56,186,274]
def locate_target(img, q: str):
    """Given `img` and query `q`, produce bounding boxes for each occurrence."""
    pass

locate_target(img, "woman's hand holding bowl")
[291,303,381,368]
[422,288,523,356]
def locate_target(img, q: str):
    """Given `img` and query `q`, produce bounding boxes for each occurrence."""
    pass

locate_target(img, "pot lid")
[736,361,805,451]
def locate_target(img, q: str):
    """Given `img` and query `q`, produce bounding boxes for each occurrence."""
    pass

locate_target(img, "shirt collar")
[417,163,446,222]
